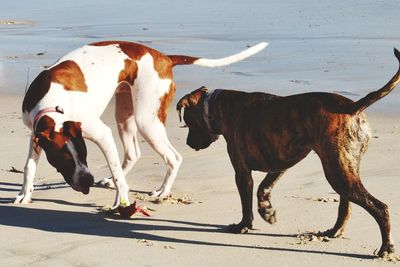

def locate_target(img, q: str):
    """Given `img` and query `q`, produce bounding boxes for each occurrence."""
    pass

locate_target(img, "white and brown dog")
[15,40,268,208]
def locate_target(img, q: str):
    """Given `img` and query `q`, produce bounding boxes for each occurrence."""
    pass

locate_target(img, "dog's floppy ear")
[35,116,56,147]
[176,86,208,122]
[62,121,82,138]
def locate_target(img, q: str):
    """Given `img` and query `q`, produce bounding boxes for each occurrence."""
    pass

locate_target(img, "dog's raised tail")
[168,42,268,67]
[348,48,400,114]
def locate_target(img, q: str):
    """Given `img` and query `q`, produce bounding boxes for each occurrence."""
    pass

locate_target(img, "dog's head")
[177,86,220,151]
[35,116,93,194]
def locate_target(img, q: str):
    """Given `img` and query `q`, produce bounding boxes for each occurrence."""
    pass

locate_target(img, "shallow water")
[1,0,399,113]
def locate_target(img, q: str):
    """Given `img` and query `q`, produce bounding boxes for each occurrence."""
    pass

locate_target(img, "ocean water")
[1,0,399,112]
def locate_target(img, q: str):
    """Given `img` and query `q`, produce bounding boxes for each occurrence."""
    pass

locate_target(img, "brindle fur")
[177,49,400,257]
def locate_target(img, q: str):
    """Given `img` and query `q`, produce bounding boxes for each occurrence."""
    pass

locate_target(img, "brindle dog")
[176,48,400,257]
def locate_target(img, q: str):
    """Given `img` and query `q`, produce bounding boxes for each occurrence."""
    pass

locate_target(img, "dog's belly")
[236,121,312,172]
[242,139,311,172]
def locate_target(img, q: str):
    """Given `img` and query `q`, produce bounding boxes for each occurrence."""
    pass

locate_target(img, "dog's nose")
[79,173,94,195]
[187,139,199,150]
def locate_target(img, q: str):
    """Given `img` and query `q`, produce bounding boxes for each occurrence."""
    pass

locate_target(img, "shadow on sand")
[0,203,375,260]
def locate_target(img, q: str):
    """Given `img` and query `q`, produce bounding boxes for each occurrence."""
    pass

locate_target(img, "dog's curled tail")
[168,42,268,67]
[348,48,400,114]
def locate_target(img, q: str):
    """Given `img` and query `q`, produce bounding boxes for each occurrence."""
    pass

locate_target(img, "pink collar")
[33,106,64,132]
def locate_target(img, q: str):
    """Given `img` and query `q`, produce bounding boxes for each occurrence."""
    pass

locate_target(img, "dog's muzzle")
[187,132,219,151]
[70,171,94,195]
[79,173,94,195]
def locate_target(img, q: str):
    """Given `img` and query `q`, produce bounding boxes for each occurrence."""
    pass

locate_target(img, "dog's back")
[237,92,372,161]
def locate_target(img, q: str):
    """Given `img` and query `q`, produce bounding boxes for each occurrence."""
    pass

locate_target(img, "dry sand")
[0,94,399,266]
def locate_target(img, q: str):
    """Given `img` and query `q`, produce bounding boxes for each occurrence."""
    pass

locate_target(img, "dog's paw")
[258,207,277,224]
[226,222,252,234]
[317,228,344,238]
[96,177,116,188]
[13,194,32,204]
[150,189,171,198]
[377,243,395,258]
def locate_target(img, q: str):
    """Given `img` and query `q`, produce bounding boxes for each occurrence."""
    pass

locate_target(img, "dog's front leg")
[84,119,130,208]
[257,171,285,224]
[228,168,254,234]
[226,145,254,233]
[14,135,42,203]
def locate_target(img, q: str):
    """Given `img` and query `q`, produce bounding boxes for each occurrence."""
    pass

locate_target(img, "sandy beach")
[1,1,400,266]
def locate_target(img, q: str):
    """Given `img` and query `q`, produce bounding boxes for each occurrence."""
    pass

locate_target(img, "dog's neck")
[203,89,222,134]
[204,90,277,137]
[33,106,65,133]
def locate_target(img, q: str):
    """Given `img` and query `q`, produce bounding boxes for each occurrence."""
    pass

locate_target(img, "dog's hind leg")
[14,135,42,203]
[136,115,182,197]
[117,116,141,175]
[98,84,141,188]
[132,65,181,197]
[319,196,351,238]
[318,151,393,257]
[257,171,285,224]
[133,82,181,197]
[348,183,393,257]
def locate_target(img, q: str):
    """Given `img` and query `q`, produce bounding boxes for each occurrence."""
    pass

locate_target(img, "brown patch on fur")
[115,84,134,123]
[90,40,128,47]
[167,55,199,66]
[63,121,82,139]
[35,115,55,138]
[149,50,173,79]
[90,41,173,80]
[35,116,68,150]
[22,60,87,112]
[90,41,148,64]
[119,59,138,85]
[158,83,176,124]
[49,60,87,91]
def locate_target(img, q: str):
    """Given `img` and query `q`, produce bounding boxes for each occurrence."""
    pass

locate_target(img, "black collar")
[203,89,222,134]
